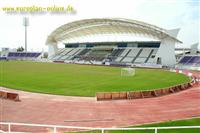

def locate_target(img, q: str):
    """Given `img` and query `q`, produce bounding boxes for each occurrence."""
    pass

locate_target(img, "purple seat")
[187,56,200,65]
[179,56,192,64]
[179,56,200,65]
[7,52,41,59]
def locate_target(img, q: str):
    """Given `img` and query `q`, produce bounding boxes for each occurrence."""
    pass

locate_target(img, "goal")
[121,67,135,76]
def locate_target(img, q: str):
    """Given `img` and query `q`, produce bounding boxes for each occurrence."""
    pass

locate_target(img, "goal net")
[121,67,135,76]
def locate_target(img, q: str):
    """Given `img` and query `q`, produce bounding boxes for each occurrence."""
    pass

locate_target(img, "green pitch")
[73,117,200,133]
[0,61,190,97]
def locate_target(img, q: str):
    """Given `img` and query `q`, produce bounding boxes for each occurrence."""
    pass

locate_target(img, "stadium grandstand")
[7,52,41,60]
[0,48,42,61]
[46,18,183,68]
[175,43,200,70]
[0,18,200,133]
[178,56,200,65]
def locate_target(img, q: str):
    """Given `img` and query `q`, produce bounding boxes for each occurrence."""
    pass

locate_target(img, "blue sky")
[0,0,199,51]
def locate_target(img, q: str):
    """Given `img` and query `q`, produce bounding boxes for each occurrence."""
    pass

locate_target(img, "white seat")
[147,58,155,63]
[127,48,140,57]
[122,57,133,63]
[67,48,78,56]
[120,49,130,56]
[151,48,158,55]
[135,57,146,63]
[115,56,123,62]
[139,48,152,57]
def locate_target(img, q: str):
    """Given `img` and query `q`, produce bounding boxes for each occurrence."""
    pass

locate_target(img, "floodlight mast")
[23,17,29,52]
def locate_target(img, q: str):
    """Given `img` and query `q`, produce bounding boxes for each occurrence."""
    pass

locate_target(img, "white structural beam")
[156,38,177,66]
[46,18,182,46]
[46,18,182,66]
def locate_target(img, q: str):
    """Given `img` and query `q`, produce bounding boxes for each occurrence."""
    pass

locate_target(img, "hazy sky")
[0,0,199,51]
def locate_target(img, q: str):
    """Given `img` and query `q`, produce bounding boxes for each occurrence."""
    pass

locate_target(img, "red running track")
[0,84,200,132]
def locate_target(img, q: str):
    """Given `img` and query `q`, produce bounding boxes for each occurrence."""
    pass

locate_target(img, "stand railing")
[0,122,200,133]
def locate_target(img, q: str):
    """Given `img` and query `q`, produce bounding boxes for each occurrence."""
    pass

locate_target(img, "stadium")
[46,18,180,67]
[0,18,200,133]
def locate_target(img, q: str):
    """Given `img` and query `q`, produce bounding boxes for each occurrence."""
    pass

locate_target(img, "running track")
[0,84,200,132]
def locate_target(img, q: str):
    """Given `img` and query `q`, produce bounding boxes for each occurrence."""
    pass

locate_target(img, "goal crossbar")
[121,67,135,76]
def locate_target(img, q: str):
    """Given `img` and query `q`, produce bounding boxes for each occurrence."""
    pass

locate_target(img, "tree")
[42,52,48,58]
[17,46,24,52]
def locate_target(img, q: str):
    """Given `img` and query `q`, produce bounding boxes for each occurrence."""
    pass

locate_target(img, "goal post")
[121,67,135,76]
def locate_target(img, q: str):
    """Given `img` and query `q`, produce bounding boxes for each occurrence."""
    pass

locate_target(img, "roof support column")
[48,43,58,58]
[156,38,176,67]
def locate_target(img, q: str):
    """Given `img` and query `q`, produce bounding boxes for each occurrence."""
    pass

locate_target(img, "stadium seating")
[120,48,140,63]
[147,49,158,63]
[52,48,84,61]
[88,49,111,57]
[0,57,7,61]
[179,56,200,66]
[7,52,41,60]
[139,48,152,57]
[115,49,130,62]
[134,57,146,63]
[51,47,159,66]
[109,49,124,57]
[127,48,141,57]
[122,57,134,63]
[79,56,105,62]
[76,49,91,56]
[58,49,73,60]
[115,56,123,62]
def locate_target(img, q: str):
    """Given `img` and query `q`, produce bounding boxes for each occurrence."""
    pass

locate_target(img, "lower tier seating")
[51,47,159,65]
[179,55,200,66]
[7,52,41,60]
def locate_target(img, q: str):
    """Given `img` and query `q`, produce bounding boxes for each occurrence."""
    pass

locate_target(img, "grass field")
[72,118,200,133]
[0,61,190,97]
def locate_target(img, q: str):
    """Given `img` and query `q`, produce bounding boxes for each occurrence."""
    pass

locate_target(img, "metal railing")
[0,122,200,133]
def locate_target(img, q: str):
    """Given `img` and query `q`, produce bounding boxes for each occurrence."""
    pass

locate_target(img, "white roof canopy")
[46,18,181,45]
